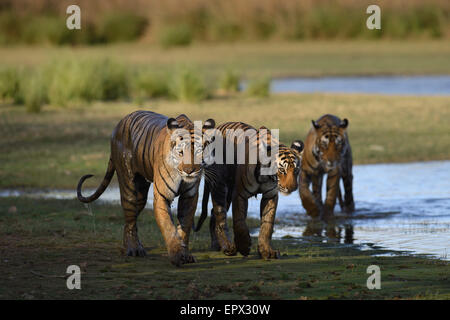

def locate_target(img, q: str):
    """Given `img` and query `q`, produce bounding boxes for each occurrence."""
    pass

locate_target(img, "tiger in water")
[194,122,304,259]
[77,110,215,266]
[299,114,354,220]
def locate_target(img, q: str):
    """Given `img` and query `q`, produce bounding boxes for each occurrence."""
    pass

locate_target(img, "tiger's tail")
[77,158,115,203]
[194,182,210,232]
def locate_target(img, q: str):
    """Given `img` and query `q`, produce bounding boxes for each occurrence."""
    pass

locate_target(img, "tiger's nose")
[184,166,195,174]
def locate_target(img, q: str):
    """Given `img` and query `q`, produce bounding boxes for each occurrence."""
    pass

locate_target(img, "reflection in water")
[1,161,449,260]
[302,219,354,244]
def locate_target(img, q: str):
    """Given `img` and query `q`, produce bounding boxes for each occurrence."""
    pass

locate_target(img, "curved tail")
[194,182,210,232]
[77,158,115,203]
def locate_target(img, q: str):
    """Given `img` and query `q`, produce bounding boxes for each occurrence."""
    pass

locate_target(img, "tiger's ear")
[340,118,348,129]
[312,120,321,130]
[291,140,304,155]
[203,119,215,130]
[167,118,179,131]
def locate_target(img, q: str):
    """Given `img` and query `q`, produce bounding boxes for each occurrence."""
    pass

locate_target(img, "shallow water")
[269,75,450,96]
[2,161,449,260]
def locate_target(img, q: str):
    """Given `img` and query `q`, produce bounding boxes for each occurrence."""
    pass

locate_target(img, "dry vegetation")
[1,0,449,46]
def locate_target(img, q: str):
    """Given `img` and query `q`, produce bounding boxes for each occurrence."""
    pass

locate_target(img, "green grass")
[0,94,449,189]
[158,24,194,48]
[0,197,448,299]
[1,41,450,78]
[246,77,270,98]
[168,68,209,102]
[218,70,241,94]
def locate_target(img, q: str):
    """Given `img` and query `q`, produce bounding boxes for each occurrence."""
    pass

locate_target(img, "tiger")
[77,110,215,266]
[194,122,304,259]
[299,114,354,221]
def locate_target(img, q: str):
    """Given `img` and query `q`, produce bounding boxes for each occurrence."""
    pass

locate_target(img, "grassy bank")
[1,93,449,189]
[0,197,448,300]
[1,41,450,77]
[2,41,450,111]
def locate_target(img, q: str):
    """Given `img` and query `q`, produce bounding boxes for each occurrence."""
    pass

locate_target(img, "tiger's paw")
[258,245,280,260]
[222,243,237,256]
[123,226,146,257]
[125,243,146,257]
[184,254,197,264]
[234,233,251,256]
[343,202,355,214]
[322,209,335,222]
[233,222,251,256]
[168,242,196,267]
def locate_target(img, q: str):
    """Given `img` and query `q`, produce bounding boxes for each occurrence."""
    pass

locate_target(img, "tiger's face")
[167,118,215,182]
[276,140,303,195]
[312,118,348,171]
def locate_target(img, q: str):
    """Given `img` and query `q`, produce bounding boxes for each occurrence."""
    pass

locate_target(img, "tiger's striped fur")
[299,114,354,220]
[195,122,303,259]
[77,110,215,266]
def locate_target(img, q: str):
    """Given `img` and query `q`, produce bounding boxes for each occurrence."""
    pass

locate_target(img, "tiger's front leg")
[323,168,340,220]
[257,193,280,259]
[153,190,188,267]
[210,181,236,256]
[232,192,251,256]
[299,171,322,218]
[176,182,200,264]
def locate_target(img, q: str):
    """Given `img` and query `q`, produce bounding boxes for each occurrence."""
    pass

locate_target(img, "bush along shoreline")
[0,61,262,112]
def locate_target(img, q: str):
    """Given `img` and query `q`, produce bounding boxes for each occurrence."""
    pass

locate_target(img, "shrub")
[22,71,48,113]
[158,24,193,48]
[47,60,102,107]
[131,70,169,103]
[168,68,208,102]
[45,59,130,107]
[246,77,270,98]
[96,12,148,43]
[0,11,22,45]
[97,60,130,100]
[219,70,240,93]
[0,68,22,103]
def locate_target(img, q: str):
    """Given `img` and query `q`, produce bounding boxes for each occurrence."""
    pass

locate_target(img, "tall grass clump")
[0,68,23,104]
[46,59,129,107]
[22,70,49,113]
[96,12,148,43]
[131,70,169,103]
[47,60,102,107]
[246,77,270,98]
[168,68,208,102]
[219,70,241,93]
[97,60,130,100]
[158,24,193,48]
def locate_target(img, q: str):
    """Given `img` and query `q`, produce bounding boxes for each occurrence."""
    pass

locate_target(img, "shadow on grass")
[0,197,449,299]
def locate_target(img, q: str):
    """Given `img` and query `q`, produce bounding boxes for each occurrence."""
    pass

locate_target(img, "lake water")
[269,75,450,96]
[2,160,449,260]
